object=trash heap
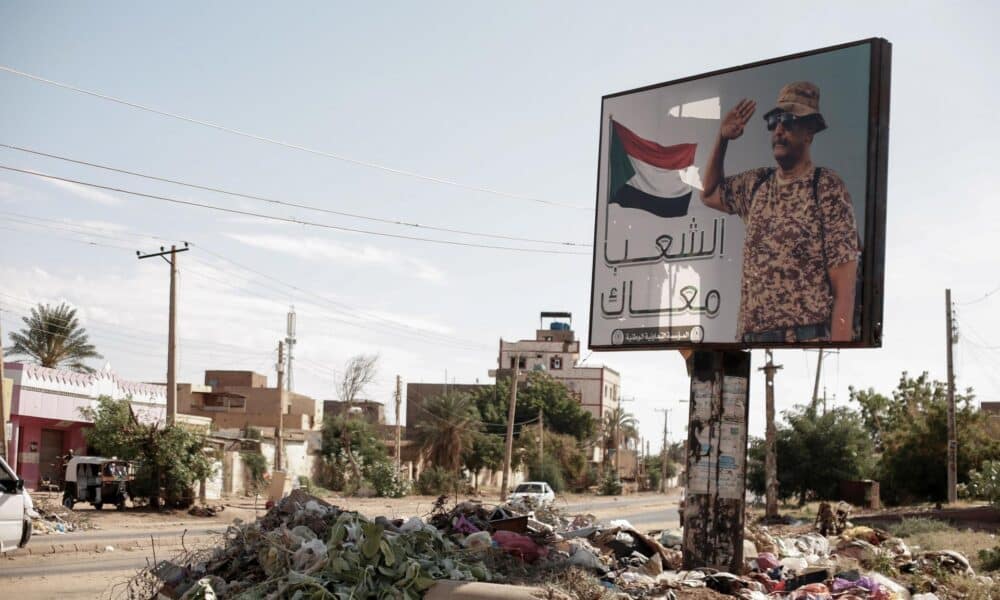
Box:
[30,493,94,534]
[135,494,996,600]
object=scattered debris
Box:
[29,493,95,534]
[187,504,226,518]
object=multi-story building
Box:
[178,370,321,432]
[493,312,620,422]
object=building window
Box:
[550,356,562,370]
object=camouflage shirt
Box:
[720,166,859,338]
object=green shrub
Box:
[598,470,622,496]
[367,460,410,498]
[887,517,954,538]
[979,546,1000,572]
[968,460,1000,506]
[242,450,268,496]
[527,455,566,493]
[416,466,460,495]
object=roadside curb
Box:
[6,535,216,559]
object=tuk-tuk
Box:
[62,456,134,511]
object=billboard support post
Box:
[682,350,750,572]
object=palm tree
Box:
[5,302,102,373]
[604,407,638,479]
[414,392,480,473]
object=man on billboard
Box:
[701,82,860,343]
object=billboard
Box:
[589,39,890,350]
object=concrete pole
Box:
[811,349,824,412]
[945,289,957,504]
[538,406,544,467]
[166,246,178,427]
[500,355,520,502]
[656,408,669,493]
[395,375,402,474]
[759,350,782,519]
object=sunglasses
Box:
[764,112,806,131]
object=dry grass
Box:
[906,528,998,572]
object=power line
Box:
[0,143,592,247]
[0,64,590,210]
[957,284,1000,306]
[0,216,491,351]
[0,164,590,255]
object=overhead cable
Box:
[0,65,590,210]
[0,165,590,255]
[0,143,592,247]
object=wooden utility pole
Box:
[394,375,402,474]
[275,341,285,471]
[537,406,544,467]
[759,350,783,519]
[0,313,7,463]
[137,243,189,426]
[945,289,957,504]
[500,354,520,502]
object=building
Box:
[2,362,167,489]
[494,312,621,422]
[323,399,386,426]
[178,370,321,432]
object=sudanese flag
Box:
[609,120,696,218]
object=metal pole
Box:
[500,354,519,502]
[945,289,957,504]
[275,341,285,471]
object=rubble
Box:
[29,493,95,534]
[187,504,226,518]
[120,492,997,599]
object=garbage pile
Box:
[129,494,996,600]
[30,494,94,534]
[188,504,226,518]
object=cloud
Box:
[224,233,446,283]
[45,178,123,206]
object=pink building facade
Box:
[3,362,166,489]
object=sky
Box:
[1,1,999,452]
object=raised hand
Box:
[719,99,756,141]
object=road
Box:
[1,492,681,598]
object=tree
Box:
[320,415,389,492]
[81,396,214,507]
[746,406,876,505]
[414,392,480,473]
[462,433,504,491]
[470,373,596,442]
[851,372,1000,504]
[6,302,102,373]
[604,407,638,477]
[334,353,379,486]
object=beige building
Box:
[493,312,620,422]
[178,370,321,432]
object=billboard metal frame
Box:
[588,38,891,351]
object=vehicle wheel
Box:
[116,500,126,511]
[62,496,75,510]
[93,502,103,511]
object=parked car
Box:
[0,456,35,553]
[508,481,556,508]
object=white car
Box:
[509,481,556,509]
[0,456,35,553]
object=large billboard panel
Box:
[589,39,890,350]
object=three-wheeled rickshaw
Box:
[62,456,134,511]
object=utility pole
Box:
[500,354,520,502]
[138,243,189,426]
[394,375,402,474]
[811,349,825,411]
[0,311,7,463]
[759,349,783,519]
[945,289,958,504]
[275,341,285,471]
[285,306,296,392]
[655,408,670,493]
